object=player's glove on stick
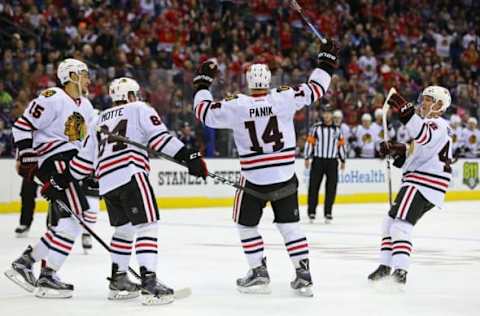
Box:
[41,173,72,201]
[16,140,38,181]
[174,147,208,180]
[317,39,339,76]
[193,59,218,92]
[379,141,407,168]
[387,92,415,124]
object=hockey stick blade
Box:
[98,129,296,201]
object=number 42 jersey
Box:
[69,101,184,195]
[194,68,331,185]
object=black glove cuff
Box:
[317,62,336,76]
[173,147,187,163]
[16,139,33,152]
[399,104,415,124]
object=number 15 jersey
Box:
[194,68,331,185]
[69,101,184,195]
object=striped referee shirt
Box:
[304,122,346,162]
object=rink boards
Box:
[0,158,479,213]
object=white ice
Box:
[1,202,479,316]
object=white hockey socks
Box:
[135,222,159,272]
[83,197,99,228]
[379,215,394,267]
[390,219,414,271]
[110,223,135,272]
[237,224,264,269]
[42,218,82,271]
[276,223,309,269]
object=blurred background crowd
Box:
[0,0,479,158]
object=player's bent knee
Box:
[114,223,135,240]
[135,221,159,236]
[390,220,413,240]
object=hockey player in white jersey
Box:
[6,58,96,298]
[44,77,208,304]
[353,113,378,157]
[462,117,479,158]
[192,40,338,296]
[449,114,463,156]
[368,86,453,285]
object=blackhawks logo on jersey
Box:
[452,134,457,143]
[362,133,372,143]
[468,134,477,144]
[463,162,479,190]
[41,89,57,97]
[64,112,86,141]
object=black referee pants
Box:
[307,158,338,217]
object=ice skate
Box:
[14,225,30,238]
[368,265,391,282]
[237,257,271,294]
[108,264,140,300]
[324,215,333,224]
[391,269,407,285]
[308,214,315,224]
[140,267,174,305]
[290,259,313,297]
[35,267,74,299]
[82,233,92,254]
[4,245,37,292]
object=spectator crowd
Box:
[0,0,479,158]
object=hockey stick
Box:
[382,88,397,207]
[98,128,297,202]
[289,0,327,44]
[50,197,191,299]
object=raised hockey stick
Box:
[289,0,327,44]
[382,87,397,207]
[50,198,191,299]
[97,128,297,202]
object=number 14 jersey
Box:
[69,101,184,195]
[194,68,332,185]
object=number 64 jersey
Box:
[69,101,184,195]
[400,114,452,209]
[194,68,331,185]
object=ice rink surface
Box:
[0,201,479,316]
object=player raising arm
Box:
[43,77,207,305]
[368,86,453,285]
[192,40,338,296]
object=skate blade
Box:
[308,219,315,224]
[237,284,271,295]
[324,219,332,224]
[142,293,174,305]
[294,285,313,297]
[15,232,29,238]
[4,269,36,293]
[35,287,73,299]
[108,290,140,300]
[174,287,192,299]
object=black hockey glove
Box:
[317,39,339,76]
[379,141,407,158]
[174,147,208,180]
[16,140,38,181]
[387,92,415,124]
[41,173,72,201]
[81,176,99,197]
[193,59,218,92]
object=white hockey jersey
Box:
[449,126,463,153]
[69,101,184,195]
[396,125,412,144]
[400,114,452,208]
[371,122,396,141]
[461,128,480,158]
[354,125,378,158]
[193,68,331,185]
[12,87,95,166]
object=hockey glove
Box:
[193,59,218,92]
[317,39,339,76]
[387,92,415,124]
[16,147,38,181]
[81,176,99,197]
[379,141,407,157]
[41,173,72,201]
[174,147,208,180]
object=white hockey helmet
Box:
[450,114,461,125]
[57,58,89,84]
[361,113,372,122]
[246,64,271,89]
[109,77,140,102]
[333,110,343,119]
[421,85,451,112]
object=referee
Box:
[304,105,346,224]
